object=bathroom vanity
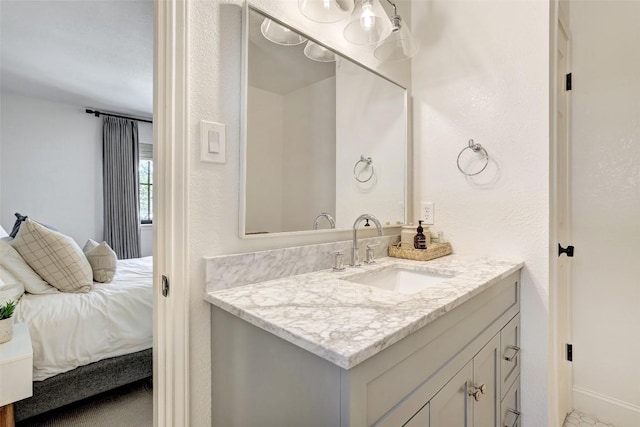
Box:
[207,255,523,426]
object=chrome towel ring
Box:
[457,139,489,176]
[353,155,374,183]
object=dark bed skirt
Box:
[15,348,153,422]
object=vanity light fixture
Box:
[260,18,307,46]
[373,2,419,62]
[304,41,338,62]
[343,0,391,45]
[298,0,354,23]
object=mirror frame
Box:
[239,2,409,239]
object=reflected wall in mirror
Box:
[242,6,407,236]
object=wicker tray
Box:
[388,242,452,262]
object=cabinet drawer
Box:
[500,376,520,427]
[403,403,429,427]
[500,314,520,399]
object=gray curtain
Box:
[103,117,141,259]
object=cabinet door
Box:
[403,403,429,427]
[430,361,473,427]
[473,334,501,427]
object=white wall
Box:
[246,86,284,234]
[188,1,410,425]
[335,59,406,229]
[0,92,153,255]
[570,2,640,425]
[247,78,336,234]
[0,92,103,245]
[411,1,550,425]
[282,77,336,232]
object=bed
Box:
[11,256,153,421]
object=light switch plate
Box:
[200,120,226,163]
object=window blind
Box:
[139,143,153,160]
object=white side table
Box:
[0,323,33,427]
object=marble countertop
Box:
[205,255,523,370]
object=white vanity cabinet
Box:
[211,269,521,427]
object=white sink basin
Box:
[346,267,454,295]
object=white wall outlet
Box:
[421,201,435,225]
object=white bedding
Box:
[15,256,153,381]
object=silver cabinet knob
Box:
[467,383,487,401]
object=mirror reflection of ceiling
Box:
[248,9,335,95]
[0,0,153,116]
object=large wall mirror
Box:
[241,5,407,237]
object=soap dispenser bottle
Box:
[414,220,428,250]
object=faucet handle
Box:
[329,250,346,271]
[364,243,380,264]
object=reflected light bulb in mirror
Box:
[360,1,375,30]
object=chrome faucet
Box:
[351,214,383,266]
[312,212,336,230]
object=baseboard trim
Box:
[573,386,640,427]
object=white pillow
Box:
[83,239,118,283]
[0,237,58,294]
[0,269,25,306]
[0,225,8,238]
[12,219,92,293]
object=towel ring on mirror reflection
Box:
[457,139,489,176]
[354,155,374,183]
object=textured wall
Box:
[0,92,103,245]
[246,86,284,233]
[411,0,550,425]
[335,60,406,228]
[282,77,336,232]
[570,2,640,425]
[0,92,153,253]
[188,1,410,425]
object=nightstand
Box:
[0,323,33,427]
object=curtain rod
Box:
[85,108,153,124]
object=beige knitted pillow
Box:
[12,219,92,293]
[83,239,117,283]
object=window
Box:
[139,160,153,224]
[139,143,153,224]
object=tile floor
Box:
[563,410,616,427]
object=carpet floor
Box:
[18,380,153,427]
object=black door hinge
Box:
[559,244,575,257]
[567,344,573,362]
[566,73,572,91]
[162,275,170,297]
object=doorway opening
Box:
[0,1,155,425]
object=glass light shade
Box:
[343,0,391,45]
[304,41,337,62]
[374,16,419,61]
[298,0,354,23]
[260,18,307,46]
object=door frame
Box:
[549,3,572,425]
[153,0,190,426]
